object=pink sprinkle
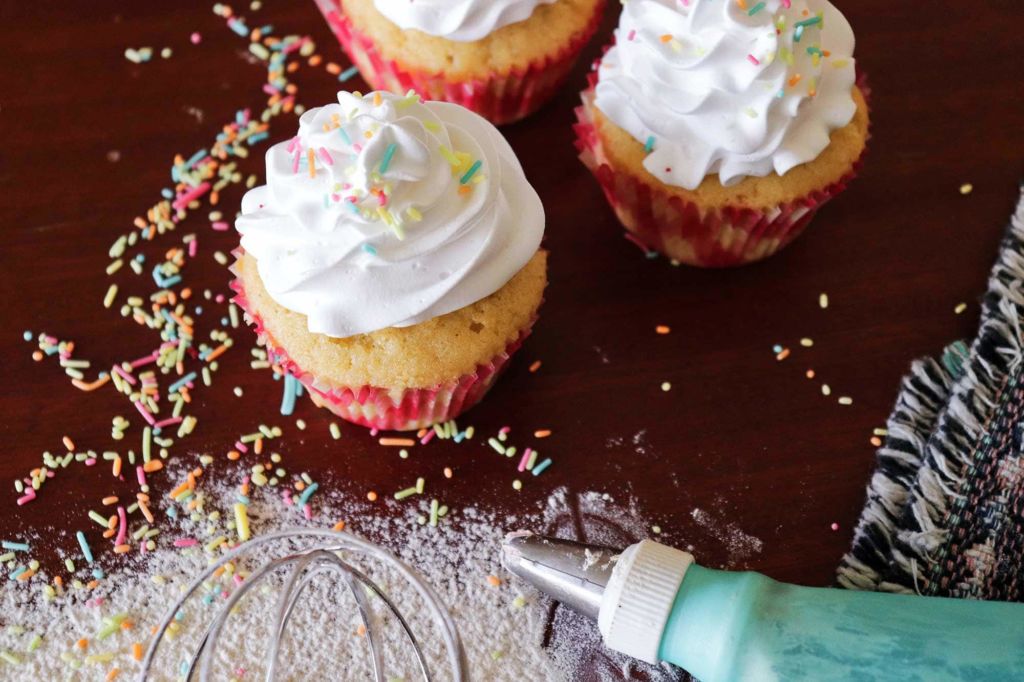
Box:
[318,147,334,165]
[292,148,301,174]
[370,428,379,437]
[420,430,435,445]
[517,447,533,473]
[627,29,636,41]
[303,504,312,520]
[84,458,96,466]
[283,37,307,54]
[172,182,211,211]
[212,221,229,231]
[174,538,198,548]
[188,239,198,258]
[286,136,300,153]
[234,441,248,453]
[215,294,225,303]
[16,490,36,506]
[115,506,128,546]
[499,426,511,436]
[747,54,760,66]
[154,417,183,429]
[781,0,791,6]
[112,365,137,385]
[830,522,840,531]
[239,108,250,125]
[352,143,363,153]
[262,83,280,96]
[137,466,147,487]
[129,352,158,369]
[233,574,245,585]
[134,401,157,425]
[190,32,202,44]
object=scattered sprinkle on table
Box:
[960,183,973,195]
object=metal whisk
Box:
[139,529,468,681]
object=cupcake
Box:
[232,90,546,431]
[313,0,606,125]
[575,0,869,267]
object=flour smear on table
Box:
[0,479,707,680]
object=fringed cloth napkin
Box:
[839,186,1024,600]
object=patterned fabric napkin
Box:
[839,186,1024,601]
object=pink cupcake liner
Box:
[313,0,606,125]
[574,70,868,267]
[229,250,534,431]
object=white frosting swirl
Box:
[595,0,857,190]
[236,91,544,338]
[373,0,556,42]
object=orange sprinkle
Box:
[660,34,672,43]
[72,374,111,392]
[776,348,791,361]
[120,620,133,630]
[655,325,671,335]
[132,643,144,661]
[295,481,306,492]
[180,287,192,299]
[287,61,299,73]
[367,491,378,502]
[788,74,803,88]
[254,437,263,455]
[443,467,453,479]
[356,624,367,637]
[486,575,501,587]
[737,0,747,8]
[209,190,219,205]
[205,343,229,362]
[16,569,35,582]
[138,500,154,524]
[114,544,131,554]
[417,428,428,438]
[332,520,346,531]
[102,529,116,539]
[107,515,118,530]
[458,185,472,196]
[32,351,43,361]
[528,360,542,373]
[106,668,121,681]
[142,460,163,473]
[77,638,89,650]
[102,496,119,505]
[308,54,322,66]
[806,369,816,379]
[534,429,552,439]
[62,436,76,451]
[326,62,341,75]
[373,92,383,107]
[308,148,316,178]
[54,576,63,587]
[379,437,415,447]
[227,450,241,461]
[112,457,122,478]
[870,436,883,447]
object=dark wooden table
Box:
[2,0,1023,672]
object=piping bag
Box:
[501,532,1024,681]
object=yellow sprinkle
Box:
[819,292,829,309]
[406,206,423,222]
[307,148,316,179]
[799,338,814,347]
[821,384,832,396]
[838,396,853,406]
[234,503,250,541]
[373,92,382,107]
[103,284,118,309]
[954,302,968,314]
[959,183,973,195]
[661,382,672,392]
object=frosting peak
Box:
[595,0,857,190]
[373,0,556,42]
[236,91,544,338]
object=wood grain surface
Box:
[1,0,1023,674]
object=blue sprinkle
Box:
[280,374,298,416]
[361,243,378,256]
[379,143,397,174]
[22,331,32,342]
[298,482,319,508]
[644,136,656,153]
[92,567,105,580]
[531,458,553,476]
[247,131,270,145]
[772,344,783,354]
[460,160,482,185]
[161,188,174,199]
[228,18,249,36]
[339,65,360,82]
[185,149,208,169]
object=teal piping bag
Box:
[501,533,1024,681]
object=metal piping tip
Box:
[501,532,622,621]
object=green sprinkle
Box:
[394,486,418,501]
[88,510,109,528]
[428,498,440,527]
[65,558,75,573]
[795,16,822,28]
[488,437,506,455]
[27,635,42,652]
[644,136,655,153]
[0,651,22,665]
[379,143,397,174]
[329,423,341,440]
[103,284,118,309]
[459,160,482,185]
[747,1,765,15]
